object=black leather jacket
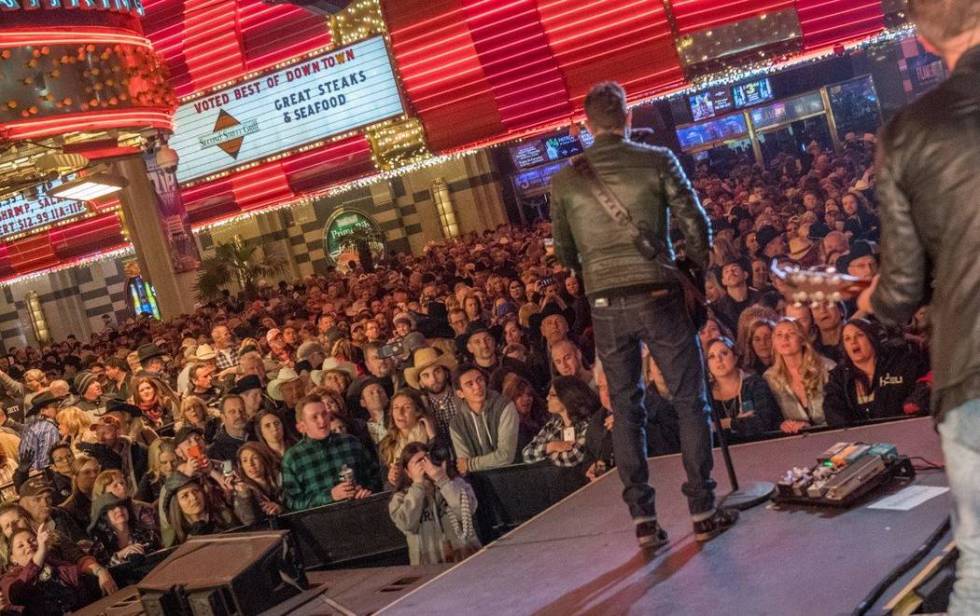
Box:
[551,134,711,297]
[871,45,980,417]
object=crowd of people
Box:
[0,132,933,613]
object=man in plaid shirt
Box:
[211,325,239,372]
[282,394,380,510]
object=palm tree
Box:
[194,241,286,301]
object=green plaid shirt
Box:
[282,433,381,510]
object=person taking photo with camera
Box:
[388,441,480,565]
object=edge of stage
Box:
[377,417,947,616]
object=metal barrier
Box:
[106,461,587,584]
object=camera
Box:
[377,340,404,359]
[537,276,556,290]
[427,445,451,467]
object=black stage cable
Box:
[851,514,951,616]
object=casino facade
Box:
[0,0,940,344]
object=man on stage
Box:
[857,2,980,612]
[551,81,737,549]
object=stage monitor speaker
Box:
[137,530,307,616]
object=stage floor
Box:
[379,417,948,616]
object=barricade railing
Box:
[105,461,587,584]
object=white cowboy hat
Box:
[194,344,217,361]
[267,367,301,401]
[310,357,358,388]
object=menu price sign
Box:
[0,177,88,240]
[170,36,404,183]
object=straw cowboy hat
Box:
[267,367,301,401]
[404,347,458,391]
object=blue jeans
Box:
[939,398,980,615]
[591,290,716,519]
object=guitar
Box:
[770,261,872,307]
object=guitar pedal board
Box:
[774,441,915,507]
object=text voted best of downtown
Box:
[171,36,403,182]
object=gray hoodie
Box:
[448,391,519,472]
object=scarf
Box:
[138,396,163,425]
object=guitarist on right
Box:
[856,2,980,613]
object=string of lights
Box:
[0,244,133,287]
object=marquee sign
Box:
[0,177,89,240]
[169,36,404,184]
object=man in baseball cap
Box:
[18,476,85,542]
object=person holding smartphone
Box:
[157,426,257,546]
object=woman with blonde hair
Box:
[378,390,435,487]
[56,407,97,455]
[92,469,157,529]
[709,234,741,269]
[136,438,177,504]
[175,396,220,442]
[763,318,836,434]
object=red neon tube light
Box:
[1,109,174,140]
[0,28,153,48]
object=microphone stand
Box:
[710,402,775,510]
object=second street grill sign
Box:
[170,36,404,183]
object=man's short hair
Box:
[220,394,244,414]
[189,363,210,381]
[295,393,323,424]
[910,0,980,49]
[584,82,628,132]
[105,356,129,372]
[452,363,484,392]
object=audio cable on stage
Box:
[851,515,951,616]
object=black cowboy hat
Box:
[454,320,501,356]
[28,390,65,416]
[105,397,142,418]
[137,343,169,364]
[528,302,576,333]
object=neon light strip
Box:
[1,108,173,140]
[0,28,152,49]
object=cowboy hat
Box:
[105,397,142,418]
[28,390,65,416]
[137,343,169,365]
[194,344,217,361]
[310,357,358,388]
[529,302,575,334]
[267,366,301,401]
[454,320,502,356]
[229,374,263,395]
[788,236,815,261]
[404,347,458,390]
